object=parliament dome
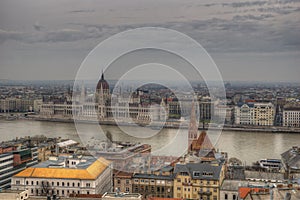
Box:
[96,73,109,90]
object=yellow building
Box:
[173,163,225,200]
[11,156,112,197]
[252,103,275,126]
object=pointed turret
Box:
[188,99,199,153]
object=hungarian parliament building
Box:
[39,73,216,125]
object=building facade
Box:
[0,98,34,112]
[11,156,112,197]
[132,173,174,198]
[173,163,226,200]
[39,73,169,125]
[235,102,275,126]
[113,171,133,194]
[283,107,300,127]
[0,147,38,190]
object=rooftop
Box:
[14,156,110,180]
[102,192,142,198]
[174,162,223,180]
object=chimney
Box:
[284,192,291,200]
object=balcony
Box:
[198,191,212,196]
[182,182,193,186]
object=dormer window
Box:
[202,171,213,177]
[193,171,200,177]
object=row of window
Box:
[30,188,89,196]
[0,157,13,164]
[177,187,217,192]
[133,179,171,184]
[133,185,171,193]
[224,193,237,200]
[116,179,130,184]
[24,180,91,188]
[177,179,217,185]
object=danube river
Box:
[1,119,300,164]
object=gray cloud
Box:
[222,1,268,8]
[257,6,300,15]
[69,9,95,13]
[232,14,274,21]
[1,14,299,54]
[0,29,23,44]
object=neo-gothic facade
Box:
[39,74,168,124]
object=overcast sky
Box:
[0,0,299,81]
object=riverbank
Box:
[31,117,300,133]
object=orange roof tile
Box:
[239,187,251,199]
[14,157,110,180]
[191,131,214,151]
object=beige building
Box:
[113,171,133,194]
[235,102,275,126]
[0,189,29,200]
[11,156,112,197]
[173,162,226,200]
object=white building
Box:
[283,107,300,127]
[0,147,38,190]
[235,102,275,126]
[39,73,169,124]
[11,155,112,197]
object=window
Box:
[126,179,130,184]
[62,182,64,186]
[225,194,228,200]
[125,187,129,192]
[31,181,33,185]
[177,179,181,182]
[233,194,236,200]
[87,191,89,195]
[67,182,69,186]
[86,183,91,187]
[36,181,39,185]
[117,179,121,184]
[194,171,200,176]
[78,183,80,187]
[72,182,75,187]
[26,181,28,185]
[57,182,59,186]
[16,180,20,185]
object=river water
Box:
[1,119,299,164]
